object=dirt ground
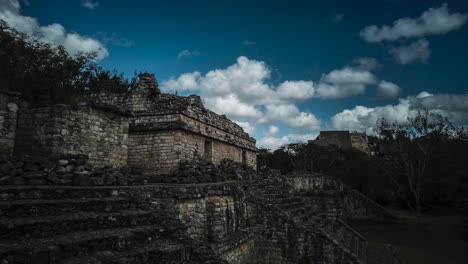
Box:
[351,210,468,264]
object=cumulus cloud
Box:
[276,80,315,102]
[389,38,431,64]
[163,72,201,92]
[234,121,256,135]
[81,0,99,10]
[360,3,468,43]
[257,136,289,150]
[163,56,385,106]
[257,132,319,150]
[0,0,108,59]
[0,0,20,12]
[259,104,321,131]
[350,57,379,71]
[161,56,400,135]
[316,67,378,99]
[330,92,468,134]
[376,80,401,99]
[177,50,201,59]
[266,126,279,136]
[204,95,263,120]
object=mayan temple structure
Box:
[0,74,399,264]
[7,73,256,177]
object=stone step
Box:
[295,210,319,224]
[0,197,134,218]
[0,185,130,200]
[61,240,194,264]
[0,225,168,263]
[350,235,359,257]
[278,196,303,204]
[0,210,156,240]
[278,200,307,210]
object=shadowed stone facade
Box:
[0,90,20,156]
[311,131,370,153]
[92,73,257,175]
[2,73,256,177]
[0,74,400,264]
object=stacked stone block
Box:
[14,104,129,168]
[0,91,20,156]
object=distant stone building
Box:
[310,130,370,153]
[4,73,256,176]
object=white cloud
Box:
[330,92,468,134]
[243,40,256,45]
[257,132,319,150]
[0,0,20,12]
[177,49,201,59]
[161,56,403,137]
[204,95,263,120]
[287,132,319,143]
[266,125,279,136]
[259,104,321,131]
[234,121,256,135]
[389,38,431,65]
[0,0,108,59]
[257,136,289,150]
[376,80,401,99]
[163,72,201,92]
[277,80,315,102]
[360,3,468,43]
[163,56,384,108]
[350,57,379,71]
[81,0,99,10]
[316,67,377,99]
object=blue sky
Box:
[1,0,468,149]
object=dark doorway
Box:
[242,150,247,165]
[204,140,212,160]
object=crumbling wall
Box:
[350,132,369,153]
[176,195,242,241]
[314,131,352,149]
[14,104,129,167]
[286,172,397,222]
[0,91,20,156]
[127,117,256,175]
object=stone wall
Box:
[91,73,256,174]
[128,126,256,175]
[350,132,369,153]
[127,131,179,175]
[14,104,129,167]
[0,91,20,156]
[313,131,353,149]
[286,172,397,222]
[176,195,244,241]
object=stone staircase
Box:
[251,173,368,264]
[0,185,219,264]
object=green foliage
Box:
[0,20,136,106]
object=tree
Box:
[377,110,464,222]
[0,19,136,105]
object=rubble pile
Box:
[0,154,146,186]
[158,158,257,184]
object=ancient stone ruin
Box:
[310,131,371,153]
[0,74,399,264]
